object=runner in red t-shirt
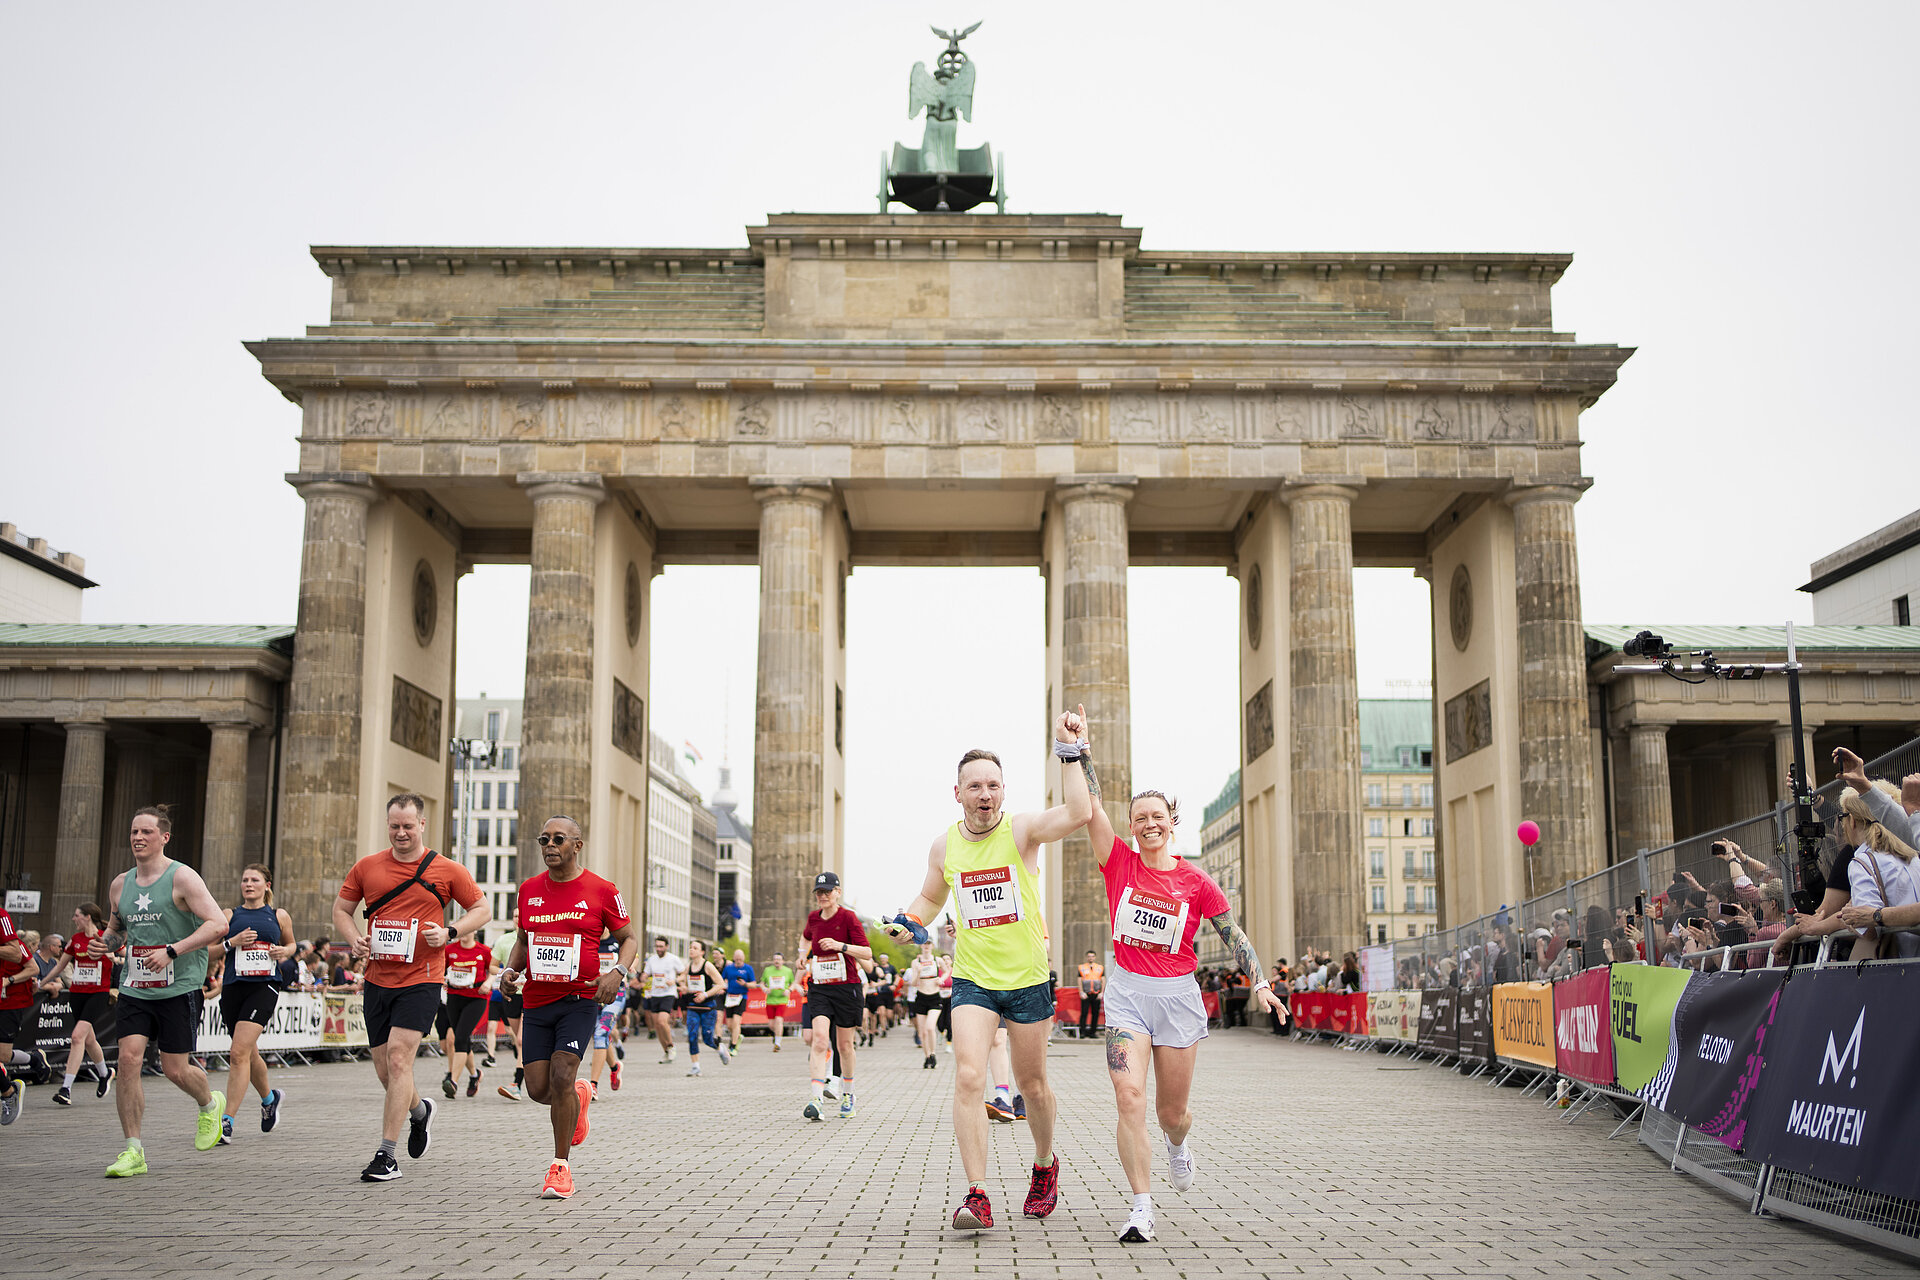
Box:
[498,815,637,1200]
[1078,714,1283,1245]
[0,905,33,1125]
[37,902,116,1105]
[437,934,497,1100]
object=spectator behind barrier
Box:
[1836,784,1920,959]
[34,932,63,980]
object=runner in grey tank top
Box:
[97,804,227,1177]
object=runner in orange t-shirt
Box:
[332,792,488,1183]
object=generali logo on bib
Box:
[1785,1008,1869,1147]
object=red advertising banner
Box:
[1290,991,1365,1033]
[1553,967,1615,1086]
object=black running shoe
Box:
[360,1150,402,1182]
[481,1053,498,1068]
[96,1066,115,1099]
[407,1098,434,1158]
[441,1073,456,1099]
[52,1086,72,1107]
[261,1088,283,1133]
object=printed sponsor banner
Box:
[1327,991,1367,1035]
[1457,987,1493,1064]
[1417,988,1458,1053]
[1745,965,1920,1202]
[1358,944,1396,993]
[1491,982,1556,1070]
[194,990,331,1053]
[1290,991,1330,1031]
[1653,967,1786,1151]
[1367,992,1397,1039]
[32,992,115,1057]
[1391,991,1421,1042]
[1552,967,1613,1086]
[321,993,368,1047]
[1610,964,1690,1094]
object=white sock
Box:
[201,1096,220,1114]
[995,1087,1011,1104]
[1133,1192,1153,1212]
[1167,1136,1189,1158]
[62,1073,75,1089]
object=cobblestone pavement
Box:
[0,1025,1909,1279]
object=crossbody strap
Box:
[363,850,443,920]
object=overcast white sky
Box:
[4,3,1915,914]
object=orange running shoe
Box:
[540,1159,575,1199]
[571,1078,592,1147]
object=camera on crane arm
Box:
[1622,630,1673,660]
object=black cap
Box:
[813,871,840,892]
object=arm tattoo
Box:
[1079,756,1101,799]
[1208,911,1266,986]
[1105,1026,1133,1072]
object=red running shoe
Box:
[609,1061,622,1091]
[1022,1155,1061,1218]
[571,1078,592,1147]
[952,1187,993,1231]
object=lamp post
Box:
[448,735,498,892]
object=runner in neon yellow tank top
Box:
[880,706,1093,1234]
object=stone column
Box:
[1627,725,1675,852]
[1729,742,1773,820]
[749,482,833,966]
[201,721,253,896]
[280,472,376,937]
[51,720,107,926]
[518,473,605,852]
[1282,482,1363,957]
[1507,482,1599,888]
[1058,477,1134,968]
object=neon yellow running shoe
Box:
[105,1145,148,1178]
[195,1091,226,1151]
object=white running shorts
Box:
[1102,965,1209,1049]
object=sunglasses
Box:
[536,833,573,847]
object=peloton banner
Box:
[1745,965,1920,1202]
[1491,982,1556,1070]
[1417,988,1458,1054]
[1358,944,1396,993]
[1456,986,1493,1065]
[1552,967,1614,1086]
[1610,964,1690,1094]
[1653,967,1786,1152]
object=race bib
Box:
[810,954,846,983]
[957,865,1023,929]
[72,959,104,988]
[648,968,677,996]
[234,944,276,979]
[370,918,419,962]
[1113,886,1188,954]
[724,993,744,1008]
[128,949,174,989]
[447,961,479,988]
[529,933,583,981]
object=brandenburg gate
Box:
[247,209,1628,970]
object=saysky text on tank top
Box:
[118,860,209,1001]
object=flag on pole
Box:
[683,740,704,766]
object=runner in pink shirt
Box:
[1075,713,1283,1245]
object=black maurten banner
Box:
[1456,987,1492,1065]
[1417,989,1458,1054]
[1744,965,1920,1201]
[1648,967,1785,1152]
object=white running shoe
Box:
[717,1038,731,1065]
[687,1062,702,1077]
[1119,1204,1156,1243]
[822,1079,840,1101]
[1167,1140,1196,1192]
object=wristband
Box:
[165,944,178,960]
[1053,740,1084,761]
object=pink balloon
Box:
[1517,820,1541,847]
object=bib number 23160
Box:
[957,865,1023,930]
[1113,886,1188,954]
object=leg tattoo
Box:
[1105,1026,1132,1072]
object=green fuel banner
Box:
[1610,964,1691,1094]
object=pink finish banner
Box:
[1552,967,1615,1086]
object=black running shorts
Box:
[364,981,441,1047]
[220,982,280,1032]
[435,992,489,1051]
[115,991,202,1055]
[802,983,864,1030]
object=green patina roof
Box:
[1585,623,1920,661]
[0,623,294,652]
[1360,698,1432,772]
[1203,769,1240,828]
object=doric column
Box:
[1729,742,1773,820]
[1507,482,1599,887]
[1282,482,1363,957]
[280,472,376,937]
[1771,722,1820,805]
[52,719,107,925]
[518,473,605,850]
[1057,477,1134,967]
[1627,725,1675,853]
[748,482,833,966]
[201,721,253,897]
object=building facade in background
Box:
[646,730,710,955]
[1804,508,1920,627]
[451,698,522,944]
[1360,699,1436,946]
[1196,771,1242,967]
[0,524,92,624]
[711,764,753,941]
